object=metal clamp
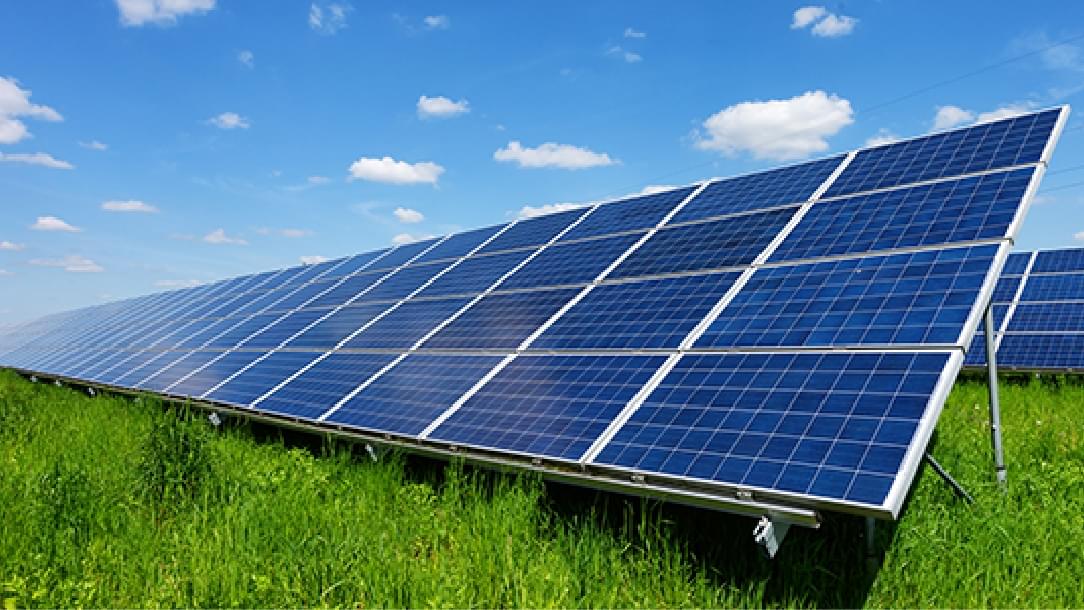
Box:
[753,516,791,559]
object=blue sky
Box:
[1,1,1083,324]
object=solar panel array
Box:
[966,246,1084,370]
[0,106,1068,521]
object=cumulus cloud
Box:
[238,50,254,68]
[0,240,24,251]
[101,199,158,213]
[417,95,470,119]
[694,90,854,160]
[624,27,646,39]
[0,151,74,169]
[79,140,108,151]
[309,2,351,34]
[0,76,62,144]
[494,141,617,170]
[300,255,329,265]
[348,156,444,185]
[423,15,449,29]
[865,129,899,147]
[203,228,247,245]
[31,216,81,232]
[933,105,976,130]
[791,6,857,37]
[155,278,205,288]
[606,45,642,63]
[393,207,424,223]
[976,103,1038,123]
[392,232,433,245]
[29,254,103,273]
[517,202,587,219]
[115,0,215,26]
[207,112,250,129]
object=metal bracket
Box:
[924,452,975,504]
[86,387,96,397]
[753,516,791,559]
[207,412,222,427]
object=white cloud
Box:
[694,90,854,160]
[79,140,108,151]
[115,0,215,26]
[347,156,444,185]
[1076,230,1084,241]
[423,15,449,29]
[155,278,205,288]
[308,175,330,184]
[0,269,12,276]
[279,228,312,238]
[494,141,617,170]
[417,95,470,119]
[0,76,62,144]
[238,50,254,68]
[309,2,351,34]
[976,103,1038,124]
[101,199,158,213]
[207,112,250,129]
[1012,32,1084,73]
[791,6,857,37]
[637,184,680,196]
[607,46,642,63]
[517,202,587,219]
[31,216,81,232]
[933,105,976,130]
[29,254,103,273]
[624,27,646,39]
[203,228,247,245]
[393,207,424,223]
[0,240,24,251]
[300,255,329,265]
[0,151,74,169]
[392,232,434,245]
[865,129,899,147]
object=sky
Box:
[1,1,1084,325]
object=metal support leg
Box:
[983,304,1007,489]
[865,517,876,559]
[924,453,975,503]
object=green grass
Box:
[1,369,1082,608]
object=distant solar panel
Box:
[0,105,1069,529]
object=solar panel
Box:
[0,105,1069,529]
[1031,248,1084,274]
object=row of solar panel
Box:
[966,246,1084,369]
[0,107,1064,517]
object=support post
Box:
[983,304,1007,489]
[865,517,877,562]
[924,453,975,503]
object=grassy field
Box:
[1,368,1082,608]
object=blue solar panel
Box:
[560,187,696,241]
[304,270,388,309]
[140,350,223,392]
[324,354,505,435]
[204,313,282,348]
[421,288,580,350]
[477,208,586,254]
[1005,303,1084,332]
[231,287,294,318]
[1002,252,1033,275]
[593,351,950,508]
[1020,273,1084,301]
[1030,247,1084,274]
[110,350,177,386]
[429,354,668,461]
[531,272,741,350]
[771,168,1032,262]
[411,224,507,264]
[672,156,844,224]
[283,302,392,349]
[340,297,473,349]
[257,353,399,420]
[355,261,452,302]
[826,109,1061,198]
[609,208,795,279]
[167,350,268,397]
[367,238,439,270]
[696,245,999,349]
[286,258,340,284]
[991,275,1023,303]
[262,282,334,313]
[416,249,534,298]
[499,233,642,290]
[95,350,160,384]
[241,309,329,349]
[205,351,319,405]
[995,333,1084,370]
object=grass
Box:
[1,368,1082,608]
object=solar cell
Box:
[256,353,399,420]
[325,354,505,435]
[476,208,587,254]
[826,108,1060,198]
[241,309,330,349]
[410,224,507,264]
[672,156,844,224]
[282,302,393,349]
[610,208,796,279]
[995,333,1084,370]
[367,238,440,270]
[429,354,668,461]
[303,270,388,309]
[498,233,643,290]
[697,245,999,348]
[416,249,535,298]
[340,296,473,349]
[420,288,580,350]
[771,168,1033,262]
[1001,251,1033,276]
[166,350,268,397]
[356,261,453,302]
[560,187,696,241]
[261,282,336,313]
[592,351,951,510]
[531,272,741,350]
[1030,247,1084,274]
[139,350,223,392]
[204,313,283,348]
[205,350,320,405]
[1004,303,1084,332]
[1019,273,1084,302]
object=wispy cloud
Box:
[0,240,25,251]
[392,232,434,245]
[417,95,470,119]
[791,6,858,38]
[155,278,205,288]
[309,2,352,35]
[101,199,159,213]
[423,15,449,29]
[0,151,73,169]
[238,50,254,68]
[300,255,329,265]
[29,254,103,273]
[79,140,108,151]
[207,112,250,129]
[348,156,444,185]
[115,0,215,26]
[203,228,247,245]
[31,216,81,232]
[0,76,62,145]
[494,141,618,170]
[393,207,424,223]
[624,27,646,39]
[865,129,899,147]
[606,45,642,63]
[516,202,586,219]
